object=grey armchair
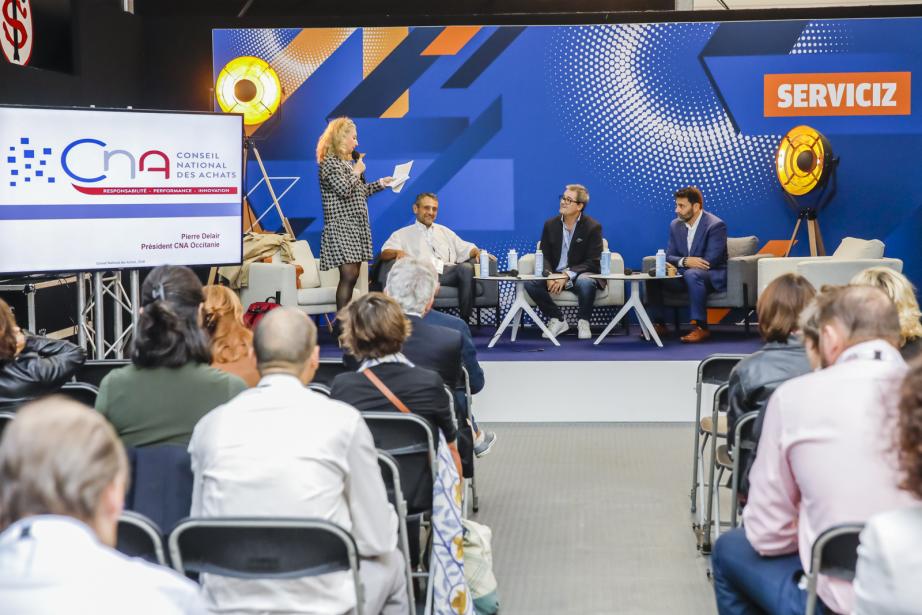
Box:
[641,236,768,331]
[373,257,500,325]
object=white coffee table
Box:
[589,273,682,348]
[480,274,569,348]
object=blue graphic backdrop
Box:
[214,19,922,288]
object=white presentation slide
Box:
[0,107,243,274]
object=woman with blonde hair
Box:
[316,117,392,316]
[202,285,259,387]
[851,267,922,360]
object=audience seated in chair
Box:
[726,274,815,501]
[189,307,407,615]
[96,266,246,447]
[853,359,922,613]
[0,397,204,614]
[0,297,85,410]
[202,285,260,387]
[850,267,922,362]
[331,293,461,474]
[711,285,915,615]
[424,301,485,397]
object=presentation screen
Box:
[0,107,243,275]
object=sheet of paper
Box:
[390,160,413,193]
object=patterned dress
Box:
[318,156,385,271]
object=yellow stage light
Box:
[215,56,281,126]
[775,125,833,196]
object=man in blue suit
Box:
[647,186,728,343]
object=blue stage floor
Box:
[318,323,763,362]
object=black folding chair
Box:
[378,450,416,610]
[117,511,166,566]
[806,523,865,615]
[168,517,362,608]
[307,382,331,396]
[729,410,760,528]
[690,354,746,515]
[461,365,480,514]
[74,359,131,387]
[700,383,729,553]
[313,359,351,386]
[60,381,99,407]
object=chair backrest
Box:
[60,381,99,407]
[288,240,322,289]
[168,517,361,608]
[443,385,459,433]
[0,410,16,440]
[698,354,747,386]
[124,445,193,534]
[377,450,416,608]
[805,523,865,615]
[307,382,331,397]
[362,412,436,517]
[313,359,351,385]
[117,511,166,566]
[74,359,132,387]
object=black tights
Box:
[336,262,361,312]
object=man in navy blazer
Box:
[647,186,728,343]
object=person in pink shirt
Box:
[711,285,915,615]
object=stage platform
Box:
[318,324,762,423]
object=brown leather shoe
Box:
[681,326,711,343]
[641,322,670,339]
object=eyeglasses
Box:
[559,195,582,205]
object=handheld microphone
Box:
[352,150,366,182]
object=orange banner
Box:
[763,72,911,117]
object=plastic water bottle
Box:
[534,249,544,277]
[479,250,489,278]
[655,249,666,278]
[507,249,518,272]
[600,248,611,275]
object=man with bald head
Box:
[711,285,915,615]
[189,307,408,615]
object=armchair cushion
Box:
[832,237,885,260]
[288,240,321,289]
[727,236,758,258]
[519,250,625,307]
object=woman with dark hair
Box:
[726,273,816,499]
[330,292,458,447]
[853,359,922,613]
[96,266,246,447]
[0,297,85,409]
[202,285,259,387]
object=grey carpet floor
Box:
[470,423,716,615]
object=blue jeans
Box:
[712,528,827,615]
[524,275,597,321]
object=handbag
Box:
[243,296,282,330]
[462,518,500,615]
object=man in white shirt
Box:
[711,285,914,615]
[0,397,205,615]
[189,307,407,615]
[379,192,488,322]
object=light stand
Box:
[243,137,294,237]
[782,158,838,257]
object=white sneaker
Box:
[542,318,569,338]
[577,319,592,339]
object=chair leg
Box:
[471,472,479,513]
[673,308,681,331]
[714,466,725,540]
[690,386,703,514]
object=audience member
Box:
[331,292,458,445]
[0,397,205,614]
[524,183,603,339]
[851,267,922,361]
[853,358,922,613]
[379,192,489,322]
[424,300,485,396]
[383,258,496,463]
[0,297,85,409]
[726,274,815,499]
[711,285,915,615]
[646,186,728,343]
[189,307,407,615]
[202,285,259,387]
[96,266,246,446]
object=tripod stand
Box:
[782,157,838,258]
[243,138,294,237]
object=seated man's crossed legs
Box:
[645,268,717,343]
[524,274,597,339]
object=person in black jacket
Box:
[524,184,604,340]
[726,273,816,499]
[0,298,85,410]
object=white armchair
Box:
[517,239,626,313]
[238,240,368,315]
[758,237,903,295]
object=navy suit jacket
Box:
[423,310,484,395]
[665,210,728,292]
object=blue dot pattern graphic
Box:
[546,23,782,215]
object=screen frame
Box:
[0,104,245,276]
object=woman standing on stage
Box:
[316,117,392,313]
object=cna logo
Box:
[6,137,54,188]
[764,71,911,117]
[61,138,170,183]
[1,0,32,67]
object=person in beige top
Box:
[202,285,259,387]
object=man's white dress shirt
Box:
[381,221,476,272]
[189,373,399,615]
[743,340,914,614]
[0,515,205,615]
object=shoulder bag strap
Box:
[362,368,412,414]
